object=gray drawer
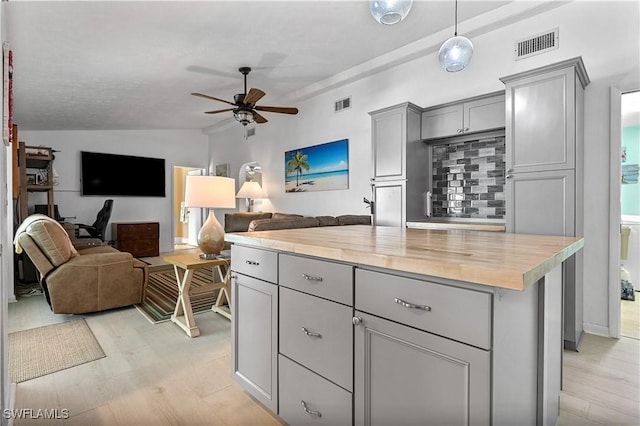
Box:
[279,355,352,426]
[355,269,492,349]
[280,287,353,391]
[279,254,353,305]
[231,245,278,283]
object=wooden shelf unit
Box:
[17,142,55,222]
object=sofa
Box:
[224,212,371,233]
[14,214,148,314]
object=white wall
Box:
[19,129,209,253]
[209,1,640,335]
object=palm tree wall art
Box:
[284,139,349,193]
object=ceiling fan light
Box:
[369,0,413,25]
[234,110,254,126]
[438,35,474,72]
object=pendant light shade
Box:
[438,0,474,72]
[369,0,413,25]
[438,35,474,72]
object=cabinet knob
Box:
[230,274,238,280]
[352,316,362,325]
[507,168,514,173]
[456,128,463,134]
[463,127,469,132]
[506,174,512,179]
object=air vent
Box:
[515,28,559,60]
[243,126,256,140]
[335,96,351,112]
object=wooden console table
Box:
[163,252,230,337]
[112,222,159,257]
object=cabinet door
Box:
[231,272,278,412]
[421,104,463,140]
[505,169,575,236]
[354,311,490,425]
[505,67,576,173]
[372,181,405,227]
[464,94,505,134]
[371,107,406,180]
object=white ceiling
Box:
[5,0,519,131]
[5,0,589,132]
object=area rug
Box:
[9,319,105,383]
[135,267,219,324]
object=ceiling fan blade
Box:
[243,88,266,106]
[253,111,268,124]
[204,108,235,114]
[255,105,299,115]
[191,92,236,106]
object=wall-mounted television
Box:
[81,151,166,197]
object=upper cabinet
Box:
[500,57,589,174]
[370,102,422,181]
[421,92,505,140]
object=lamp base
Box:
[199,253,223,260]
[197,210,225,257]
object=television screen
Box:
[81,151,166,197]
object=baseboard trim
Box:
[583,323,610,338]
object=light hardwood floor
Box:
[8,292,640,425]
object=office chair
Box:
[76,199,114,241]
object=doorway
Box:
[172,166,205,251]
[610,88,640,339]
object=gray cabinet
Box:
[353,311,491,425]
[501,57,589,351]
[277,254,354,425]
[354,269,491,425]
[369,103,424,227]
[421,93,505,140]
[231,246,278,412]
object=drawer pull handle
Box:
[301,400,322,418]
[245,260,260,266]
[394,298,431,311]
[301,327,322,338]
[302,273,323,282]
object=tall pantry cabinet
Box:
[500,57,589,351]
[369,103,425,227]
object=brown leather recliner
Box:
[14,214,148,314]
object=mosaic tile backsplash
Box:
[431,136,506,219]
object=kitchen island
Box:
[226,225,583,425]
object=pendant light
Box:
[438,0,474,72]
[369,0,413,25]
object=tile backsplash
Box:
[431,136,505,219]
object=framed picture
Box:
[285,138,349,192]
[215,163,229,177]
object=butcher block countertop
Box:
[225,225,584,291]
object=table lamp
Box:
[184,175,236,258]
[236,181,267,212]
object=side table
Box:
[162,252,230,337]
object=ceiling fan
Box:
[191,67,299,126]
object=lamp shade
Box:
[184,175,236,209]
[236,181,267,199]
[369,0,413,25]
[438,35,474,72]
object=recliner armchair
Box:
[14,214,148,314]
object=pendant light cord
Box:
[454,0,458,36]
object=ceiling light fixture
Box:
[369,0,413,25]
[234,109,254,126]
[438,0,474,72]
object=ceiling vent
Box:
[335,96,351,112]
[515,28,559,60]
